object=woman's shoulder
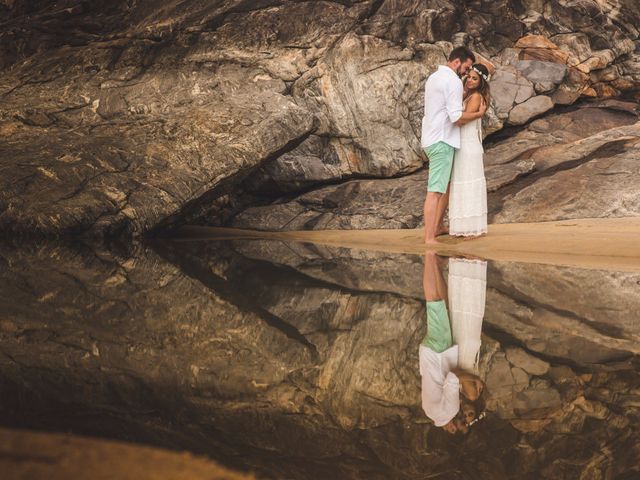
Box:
[463,91,482,107]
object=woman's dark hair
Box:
[466,391,487,427]
[467,63,491,104]
[448,46,476,64]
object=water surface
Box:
[1,238,639,479]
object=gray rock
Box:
[524,122,640,172]
[506,347,550,376]
[620,53,640,81]
[242,135,346,194]
[490,67,535,117]
[482,104,505,137]
[515,60,567,84]
[513,385,562,418]
[234,105,640,230]
[485,159,536,192]
[590,66,619,83]
[508,95,554,125]
[534,81,557,93]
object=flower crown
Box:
[467,410,487,427]
[471,66,490,82]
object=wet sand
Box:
[1,427,251,480]
[172,217,640,272]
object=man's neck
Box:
[444,63,458,75]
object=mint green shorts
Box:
[425,141,455,193]
[421,300,453,353]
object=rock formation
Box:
[1,1,639,236]
[235,102,640,229]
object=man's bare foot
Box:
[424,236,440,245]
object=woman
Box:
[449,63,491,238]
[441,371,486,435]
[420,253,487,434]
[448,256,486,374]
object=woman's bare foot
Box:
[435,226,449,237]
[451,233,486,241]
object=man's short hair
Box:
[448,46,476,63]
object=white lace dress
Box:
[449,112,488,236]
[448,258,487,373]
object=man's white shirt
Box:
[419,344,460,426]
[421,65,464,149]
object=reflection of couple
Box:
[419,252,487,434]
[422,47,491,244]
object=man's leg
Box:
[423,251,447,302]
[422,252,452,352]
[424,191,442,244]
[435,184,450,236]
[424,142,454,244]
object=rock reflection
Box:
[0,239,639,479]
[227,239,640,477]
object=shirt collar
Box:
[439,65,458,76]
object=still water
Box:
[0,238,639,479]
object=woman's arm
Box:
[451,368,484,400]
[454,93,485,126]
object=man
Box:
[420,252,486,434]
[420,251,460,429]
[421,47,487,244]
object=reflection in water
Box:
[449,257,486,374]
[0,239,639,479]
[420,253,486,435]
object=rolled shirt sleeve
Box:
[441,371,461,422]
[444,371,460,389]
[446,80,464,123]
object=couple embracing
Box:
[421,47,491,244]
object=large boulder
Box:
[0,94,314,237]
[291,34,441,179]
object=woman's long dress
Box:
[449,112,488,236]
[448,258,487,373]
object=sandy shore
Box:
[172,217,640,272]
[1,427,251,480]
